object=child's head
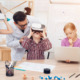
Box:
[64,23,77,39]
[32,30,43,39]
[31,23,45,40]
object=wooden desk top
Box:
[0,59,80,80]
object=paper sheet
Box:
[15,62,55,72]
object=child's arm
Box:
[42,38,52,51]
[20,37,31,50]
[0,20,13,34]
[20,29,33,49]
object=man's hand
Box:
[19,36,26,43]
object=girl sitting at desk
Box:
[20,23,52,60]
[61,22,80,62]
[61,22,80,47]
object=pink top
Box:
[61,38,80,47]
[21,37,52,60]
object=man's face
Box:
[15,18,28,30]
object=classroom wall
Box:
[47,0,80,51]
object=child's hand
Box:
[28,28,33,38]
[69,39,73,46]
[41,28,47,38]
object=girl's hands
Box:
[69,39,73,47]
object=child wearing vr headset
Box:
[20,23,52,60]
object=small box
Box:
[0,47,11,61]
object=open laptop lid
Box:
[54,47,80,62]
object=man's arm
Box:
[6,34,22,48]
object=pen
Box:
[69,73,76,78]
[75,74,80,78]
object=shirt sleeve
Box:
[41,38,52,51]
[21,37,31,50]
[77,40,80,47]
[61,39,66,46]
[6,34,22,48]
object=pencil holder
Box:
[6,67,14,76]
[5,61,14,76]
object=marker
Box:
[75,74,80,78]
[14,68,26,71]
[69,73,76,78]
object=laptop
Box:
[54,47,80,62]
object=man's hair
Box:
[13,11,26,24]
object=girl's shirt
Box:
[21,37,52,60]
[61,37,80,47]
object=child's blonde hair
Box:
[64,23,76,32]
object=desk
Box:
[0,59,80,80]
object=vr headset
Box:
[31,23,45,33]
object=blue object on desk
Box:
[45,77,48,80]
[54,76,58,79]
[40,76,43,79]
[57,77,60,80]
[48,76,52,80]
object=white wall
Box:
[47,0,80,49]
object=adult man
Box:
[7,11,40,61]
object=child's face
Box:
[65,28,76,39]
[33,31,42,39]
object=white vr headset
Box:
[31,23,45,31]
